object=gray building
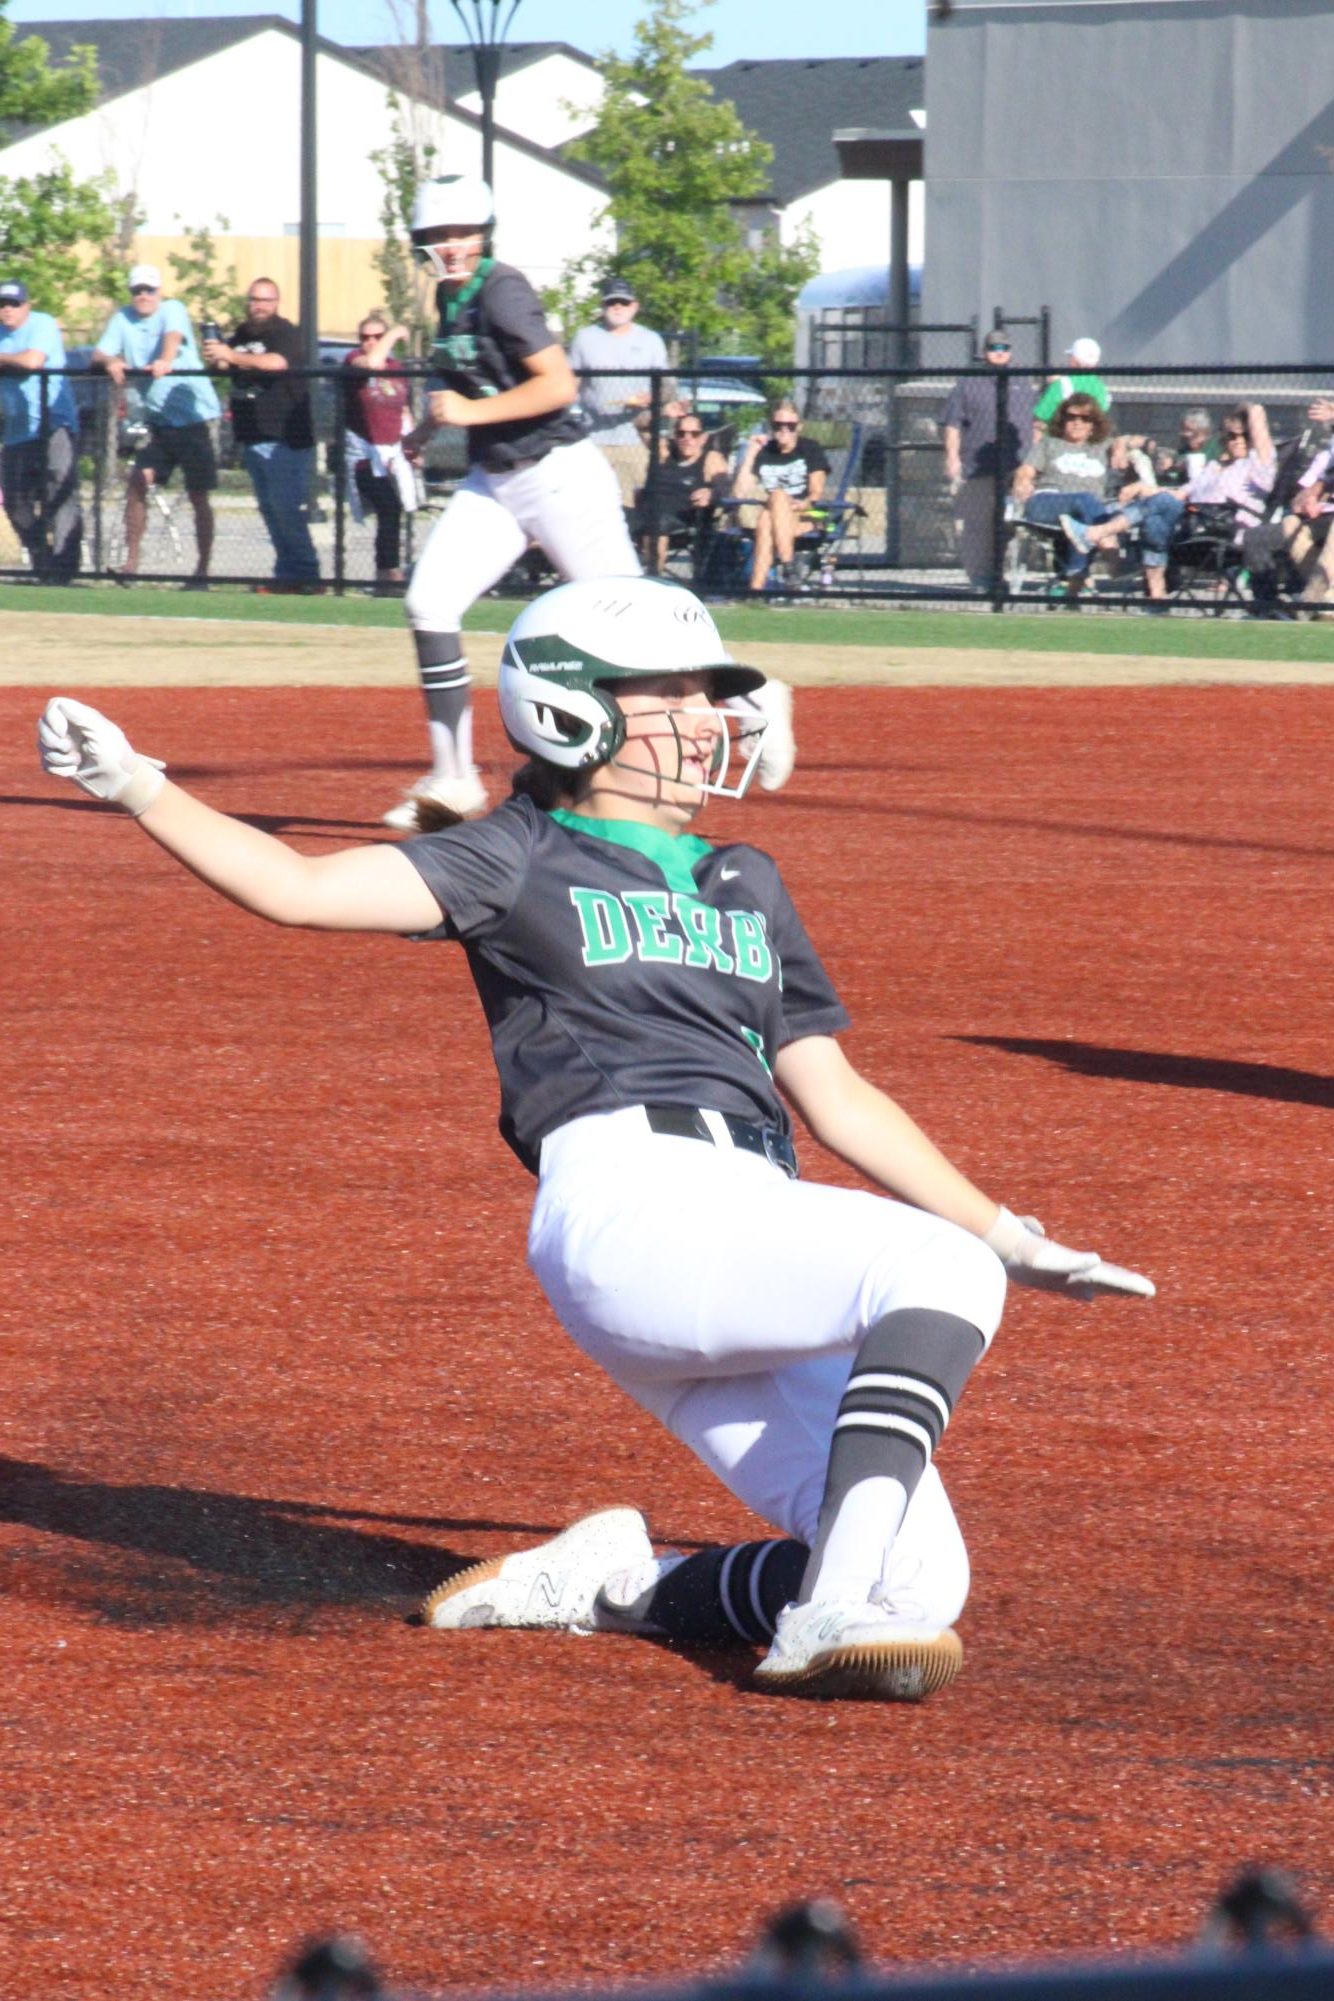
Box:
[923,0,1334,364]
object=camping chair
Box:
[789,422,867,587]
[712,422,868,594]
[1162,503,1252,611]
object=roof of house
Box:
[694,56,925,205]
[7,17,605,184]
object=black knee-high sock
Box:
[800,1307,986,1606]
[414,630,472,777]
[609,1539,808,1647]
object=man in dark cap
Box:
[940,330,1038,592]
[569,275,670,504]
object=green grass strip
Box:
[1,581,1330,663]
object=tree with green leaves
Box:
[564,0,820,367]
[0,3,96,140]
[166,217,247,333]
[0,7,124,330]
[369,92,437,353]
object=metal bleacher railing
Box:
[3,353,1330,615]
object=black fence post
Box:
[991,364,1010,612]
[645,367,663,576]
[91,370,106,576]
[332,369,346,597]
[36,368,50,571]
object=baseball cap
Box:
[1067,336,1101,368]
[0,279,30,306]
[602,275,637,303]
[128,263,162,291]
[982,331,1013,352]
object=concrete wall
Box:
[923,0,1334,363]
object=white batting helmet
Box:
[410,173,494,237]
[498,578,767,796]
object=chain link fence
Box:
[2,358,1330,613]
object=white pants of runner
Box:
[404,435,642,631]
[528,1106,1007,1627]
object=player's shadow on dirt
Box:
[956,1036,1334,1109]
[0,1452,550,1627]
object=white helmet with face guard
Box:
[498,577,769,798]
[410,173,495,279]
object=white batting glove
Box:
[38,697,166,817]
[985,1207,1155,1300]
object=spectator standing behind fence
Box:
[1068,402,1276,602]
[1278,398,1334,615]
[732,401,830,594]
[1011,394,1121,600]
[0,278,82,581]
[341,313,416,592]
[92,263,221,588]
[202,279,321,594]
[940,331,1038,592]
[568,276,668,507]
[1034,337,1112,432]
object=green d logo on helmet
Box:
[498,578,765,774]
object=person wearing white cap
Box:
[92,264,222,585]
[0,277,83,579]
[1034,335,1111,433]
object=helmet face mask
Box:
[498,579,768,800]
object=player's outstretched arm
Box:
[775,1035,1154,1301]
[37,698,444,935]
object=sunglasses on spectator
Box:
[1065,412,1095,423]
[130,285,158,295]
[772,420,799,430]
[675,426,703,437]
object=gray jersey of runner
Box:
[402,795,849,1170]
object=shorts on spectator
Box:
[135,422,218,493]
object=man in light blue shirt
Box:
[93,263,222,584]
[0,277,83,580]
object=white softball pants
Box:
[528,1106,1007,1624]
[404,436,642,632]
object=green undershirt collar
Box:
[440,259,494,323]
[551,810,712,895]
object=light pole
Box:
[448,0,524,190]
[300,0,318,364]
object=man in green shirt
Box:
[1034,336,1111,430]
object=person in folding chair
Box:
[1069,402,1275,604]
[730,400,830,595]
[1009,393,1120,599]
[627,407,731,576]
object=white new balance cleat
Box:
[750,677,796,792]
[422,1508,654,1632]
[752,1595,964,1701]
[383,770,488,832]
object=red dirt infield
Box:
[3,683,1331,1998]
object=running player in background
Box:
[393,174,795,829]
[37,576,1150,1701]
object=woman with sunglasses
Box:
[1069,402,1275,601]
[732,401,830,595]
[1010,394,1120,598]
[341,315,414,592]
[37,574,1152,1703]
[629,409,731,572]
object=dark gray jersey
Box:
[402,796,849,1171]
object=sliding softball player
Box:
[37,576,1151,1700]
